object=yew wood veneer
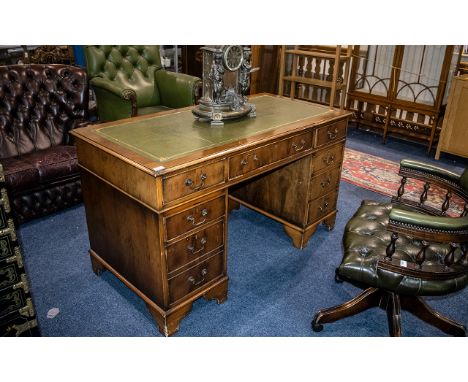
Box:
[71,94,351,336]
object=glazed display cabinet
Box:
[347,45,462,152]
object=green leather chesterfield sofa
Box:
[84,45,201,122]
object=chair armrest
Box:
[380,206,468,279]
[388,206,468,243]
[155,70,201,108]
[90,77,134,100]
[90,77,137,121]
[399,159,461,186]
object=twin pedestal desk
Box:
[71,94,351,336]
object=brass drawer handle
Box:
[188,268,208,286]
[323,154,336,166]
[240,154,259,167]
[185,173,207,191]
[319,201,329,212]
[291,139,306,152]
[186,208,208,226]
[320,177,331,188]
[187,236,207,255]
[327,128,339,140]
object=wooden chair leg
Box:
[312,287,381,332]
[400,295,466,337]
[383,292,402,337]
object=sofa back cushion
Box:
[85,45,162,108]
[0,64,88,159]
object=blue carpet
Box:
[17,130,468,336]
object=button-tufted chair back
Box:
[0,64,88,159]
[85,45,162,108]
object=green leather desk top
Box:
[96,95,332,162]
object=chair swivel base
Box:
[311,287,466,336]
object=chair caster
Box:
[335,268,344,283]
[311,314,323,332]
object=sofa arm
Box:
[155,70,201,108]
[90,77,137,121]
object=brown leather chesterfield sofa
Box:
[0,64,89,224]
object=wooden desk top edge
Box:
[71,94,351,176]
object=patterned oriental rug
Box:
[341,148,465,217]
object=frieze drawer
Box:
[315,120,347,148]
[162,159,226,204]
[310,143,344,175]
[166,220,224,274]
[229,131,312,179]
[309,166,342,201]
[168,251,224,304]
[164,194,225,241]
[307,191,338,225]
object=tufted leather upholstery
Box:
[85,45,201,122]
[313,160,468,336]
[0,64,88,224]
[340,200,468,296]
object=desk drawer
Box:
[166,221,224,274]
[311,143,344,175]
[315,120,347,148]
[168,251,224,304]
[307,191,338,225]
[229,131,312,179]
[309,166,341,201]
[162,160,226,204]
[164,195,225,240]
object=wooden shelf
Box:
[282,75,347,90]
[285,49,350,60]
[278,45,352,109]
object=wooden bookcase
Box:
[277,45,352,109]
[436,74,468,160]
[346,45,462,152]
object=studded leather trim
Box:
[389,218,468,235]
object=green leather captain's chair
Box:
[312,160,468,336]
[84,45,201,122]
